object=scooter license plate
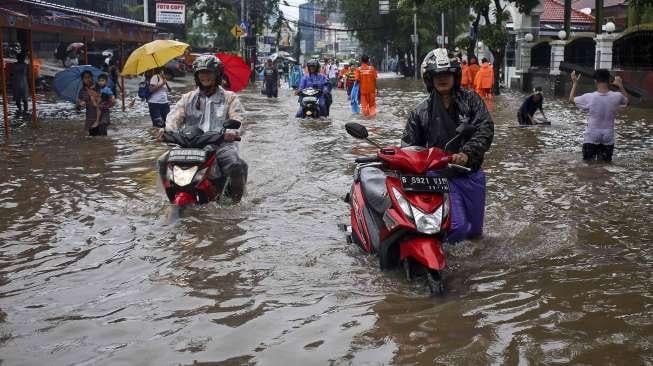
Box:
[400,175,450,193]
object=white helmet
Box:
[421,48,461,92]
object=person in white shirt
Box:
[328,62,339,89]
[569,69,629,162]
[146,68,170,127]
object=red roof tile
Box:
[572,0,626,9]
[542,0,595,24]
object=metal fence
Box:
[613,30,653,70]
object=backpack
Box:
[138,75,152,99]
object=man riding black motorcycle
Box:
[157,54,247,202]
[402,48,494,242]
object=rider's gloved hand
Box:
[224,130,240,142]
[451,152,469,166]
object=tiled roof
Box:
[572,0,626,9]
[542,0,596,24]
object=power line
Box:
[282,15,386,32]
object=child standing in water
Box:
[90,74,115,130]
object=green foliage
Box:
[185,0,283,50]
[293,29,303,60]
[335,0,470,64]
[628,2,653,27]
[124,4,144,20]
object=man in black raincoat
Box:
[263,59,279,98]
[402,48,494,242]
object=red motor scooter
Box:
[343,122,475,295]
[161,120,241,207]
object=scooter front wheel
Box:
[402,259,446,296]
[426,270,446,296]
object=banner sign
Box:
[156,2,185,24]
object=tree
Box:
[185,0,284,52]
[332,0,540,93]
[327,0,470,73]
[466,0,539,94]
[293,28,303,60]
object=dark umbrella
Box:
[216,53,251,92]
[53,65,112,103]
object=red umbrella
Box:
[216,53,251,92]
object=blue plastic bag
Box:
[446,169,486,243]
[351,81,360,114]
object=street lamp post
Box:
[413,5,418,80]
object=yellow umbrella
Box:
[121,40,189,76]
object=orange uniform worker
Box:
[474,57,494,99]
[461,60,472,89]
[468,56,480,87]
[354,55,378,116]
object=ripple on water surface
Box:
[0,78,651,365]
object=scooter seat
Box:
[359,167,391,214]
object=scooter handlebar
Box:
[447,163,472,173]
[355,156,380,163]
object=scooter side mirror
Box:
[456,123,476,138]
[345,123,368,139]
[223,119,241,130]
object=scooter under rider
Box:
[402,48,494,242]
[157,54,248,202]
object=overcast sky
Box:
[279,0,301,21]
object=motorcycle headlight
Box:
[192,167,209,183]
[391,187,413,219]
[172,165,198,187]
[413,205,443,235]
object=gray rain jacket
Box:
[401,89,494,171]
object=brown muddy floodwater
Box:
[0,76,652,365]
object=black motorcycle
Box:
[298,87,322,118]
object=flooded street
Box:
[1,77,652,365]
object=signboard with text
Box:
[156,2,185,24]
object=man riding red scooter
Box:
[403,48,494,242]
[344,48,494,294]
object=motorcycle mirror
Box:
[456,123,476,138]
[345,123,368,139]
[223,119,241,130]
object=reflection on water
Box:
[1,77,651,365]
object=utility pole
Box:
[441,12,445,48]
[144,0,149,23]
[563,0,571,37]
[595,0,604,34]
[385,41,389,72]
[241,0,245,57]
[413,5,418,80]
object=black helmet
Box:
[421,48,461,93]
[192,54,224,87]
[306,59,320,73]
